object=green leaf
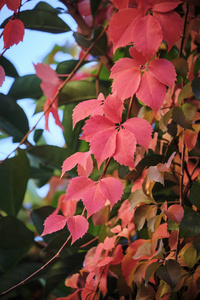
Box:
[184,246,197,268]
[73,26,107,56]
[156,260,181,290]
[63,103,83,155]
[145,262,162,286]
[28,145,69,170]
[0,217,34,271]
[1,2,71,33]
[172,57,188,80]
[58,80,109,106]
[0,93,29,142]
[90,0,102,17]
[129,190,155,211]
[180,211,200,238]
[0,151,30,216]
[178,81,194,105]
[0,56,19,78]
[33,129,43,143]
[8,75,43,100]
[56,59,89,78]
[44,252,85,297]
[189,180,200,210]
[0,262,44,294]
[191,77,200,100]
[172,103,196,130]
[31,206,56,243]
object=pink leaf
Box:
[0,65,5,87]
[152,0,182,13]
[148,59,176,88]
[81,116,117,168]
[112,0,129,9]
[99,177,124,208]
[61,151,93,177]
[110,57,141,100]
[164,205,184,224]
[136,71,166,114]
[44,97,63,131]
[113,128,136,168]
[72,93,105,128]
[67,215,89,243]
[132,14,163,59]
[3,19,24,49]
[103,93,124,124]
[34,63,60,99]
[153,11,183,51]
[109,8,141,52]
[6,0,20,12]
[41,215,68,236]
[65,176,105,216]
[123,117,152,151]
[152,223,170,240]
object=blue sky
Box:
[0,0,78,160]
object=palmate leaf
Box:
[65,176,123,217]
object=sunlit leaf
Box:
[172,103,196,129]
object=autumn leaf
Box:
[110,47,176,114]
[65,176,123,217]
[67,215,89,244]
[109,0,182,56]
[3,19,25,49]
[61,151,93,177]
[41,214,68,236]
[81,92,152,167]
[164,204,184,224]
[0,65,5,87]
[34,63,63,131]
[73,93,105,128]
[5,0,20,12]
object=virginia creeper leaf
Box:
[164,205,184,224]
[191,77,200,100]
[61,151,93,177]
[3,19,24,49]
[6,0,20,12]
[172,103,196,129]
[0,65,5,87]
[67,215,89,244]
[72,93,105,128]
[156,259,181,289]
[42,215,68,236]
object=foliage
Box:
[0,0,200,299]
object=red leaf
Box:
[164,205,184,224]
[110,57,141,100]
[41,214,68,236]
[0,0,6,10]
[109,8,141,52]
[153,10,183,51]
[123,117,152,151]
[152,223,170,240]
[44,97,63,131]
[34,63,60,99]
[113,128,136,168]
[152,0,182,13]
[6,0,20,12]
[3,19,24,49]
[72,93,105,128]
[61,151,93,177]
[111,0,129,9]
[148,59,176,88]
[136,71,166,114]
[131,14,163,59]
[65,176,123,217]
[99,177,124,208]
[0,65,5,87]
[103,93,124,124]
[67,215,89,243]
[81,116,117,168]
[53,194,77,218]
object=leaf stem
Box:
[0,234,72,296]
[179,3,189,57]
[0,24,109,166]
